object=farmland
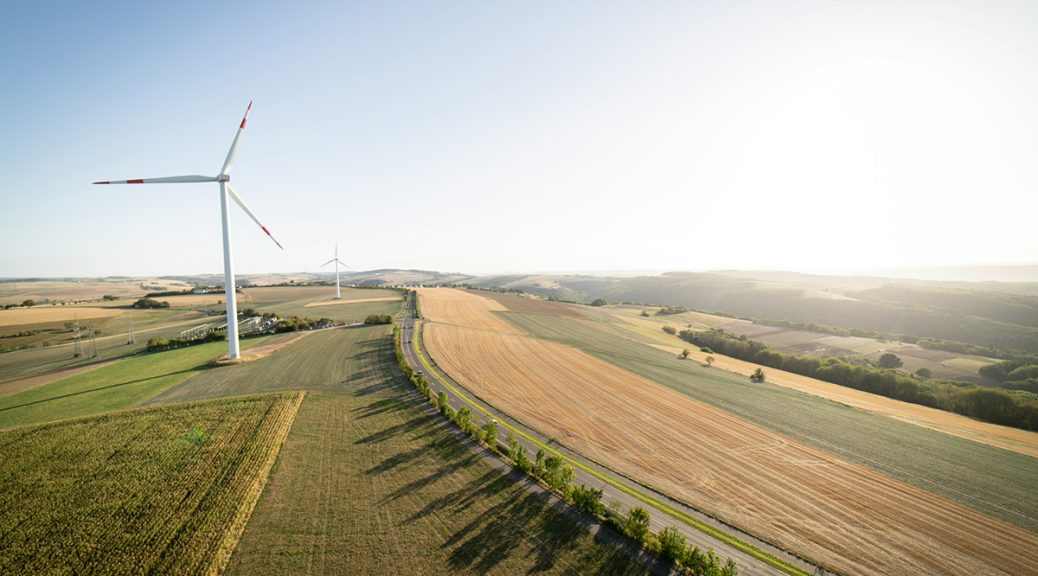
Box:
[142,324,650,574]
[596,304,998,386]
[0,278,193,306]
[0,285,400,385]
[0,336,282,428]
[0,392,302,575]
[539,301,1038,458]
[418,288,1038,575]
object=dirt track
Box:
[418,288,1038,576]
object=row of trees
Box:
[392,324,739,575]
[364,314,393,325]
[678,329,1038,431]
[980,360,1038,393]
[132,298,170,309]
[147,331,225,351]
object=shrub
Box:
[662,325,677,335]
[364,314,393,325]
[590,298,608,307]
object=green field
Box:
[244,286,402,324]
[1,314,648,574]
[0,286,401,386]
[142,325,649,574]
[0,392,302,575]
[0,336,281,429]
[0,306,206,384]
[502,310,1038,533]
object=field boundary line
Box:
[209,390,306,576]
[410,319,812,576]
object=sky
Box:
[1,1,1036,279]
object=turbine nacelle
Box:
[217,174,230,182]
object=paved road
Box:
[398,293,824,576]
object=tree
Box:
[656,526,687,564]
[750,367,765,383]
[662,325,677,335]
[915,367,933,379]
[624,506,651,543]
[507,434,532,473]
[590,298,608,307]
[21,299,36,307]
[706,355,715,367]
[540,454,574,491]
[680,348,690,360]
[878,353,903,369]
[640,309,650,317]
[482,420,498,450]
[568,484,603,515]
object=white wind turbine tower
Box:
[93,102,282,360]
[322,243,349,299]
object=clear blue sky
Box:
[2,1,1036,278]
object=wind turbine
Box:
[93,102,282,360]
[322,243,349,299]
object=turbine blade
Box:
[322,259,336,267]
[336,259,350,268]
[220,101,252,175]
[226,183,283,249]
[93,175,216,185]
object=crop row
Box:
[0,392,302,575]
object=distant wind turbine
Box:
[93,102,282,360]
[322,243,349,299]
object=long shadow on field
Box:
[444,475,585,574]
[367,422,475,481]
[0,367,203,413]
[355,413,434,446]
[352,397,410,419]
[402,469,510,523]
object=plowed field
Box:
[418,289,1038,576]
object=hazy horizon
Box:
[3,1,1036,278]
[5,262,1038,285]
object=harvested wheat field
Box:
[154,293,243,307]
[583,307,1038,458]
[645,341,1038,458]
[419,289,1038,576]
[303,296,400,307]
[0,306,123,327]
[417,287,521,334]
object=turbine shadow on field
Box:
[0,367,203,413]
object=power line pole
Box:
[73,315,83,358]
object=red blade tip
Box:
[93,181,110,185]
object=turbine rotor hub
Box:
[217,174,230,182]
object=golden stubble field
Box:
[0,306,124,327]
[416,288,1038,576]
[592,308,1038,458]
